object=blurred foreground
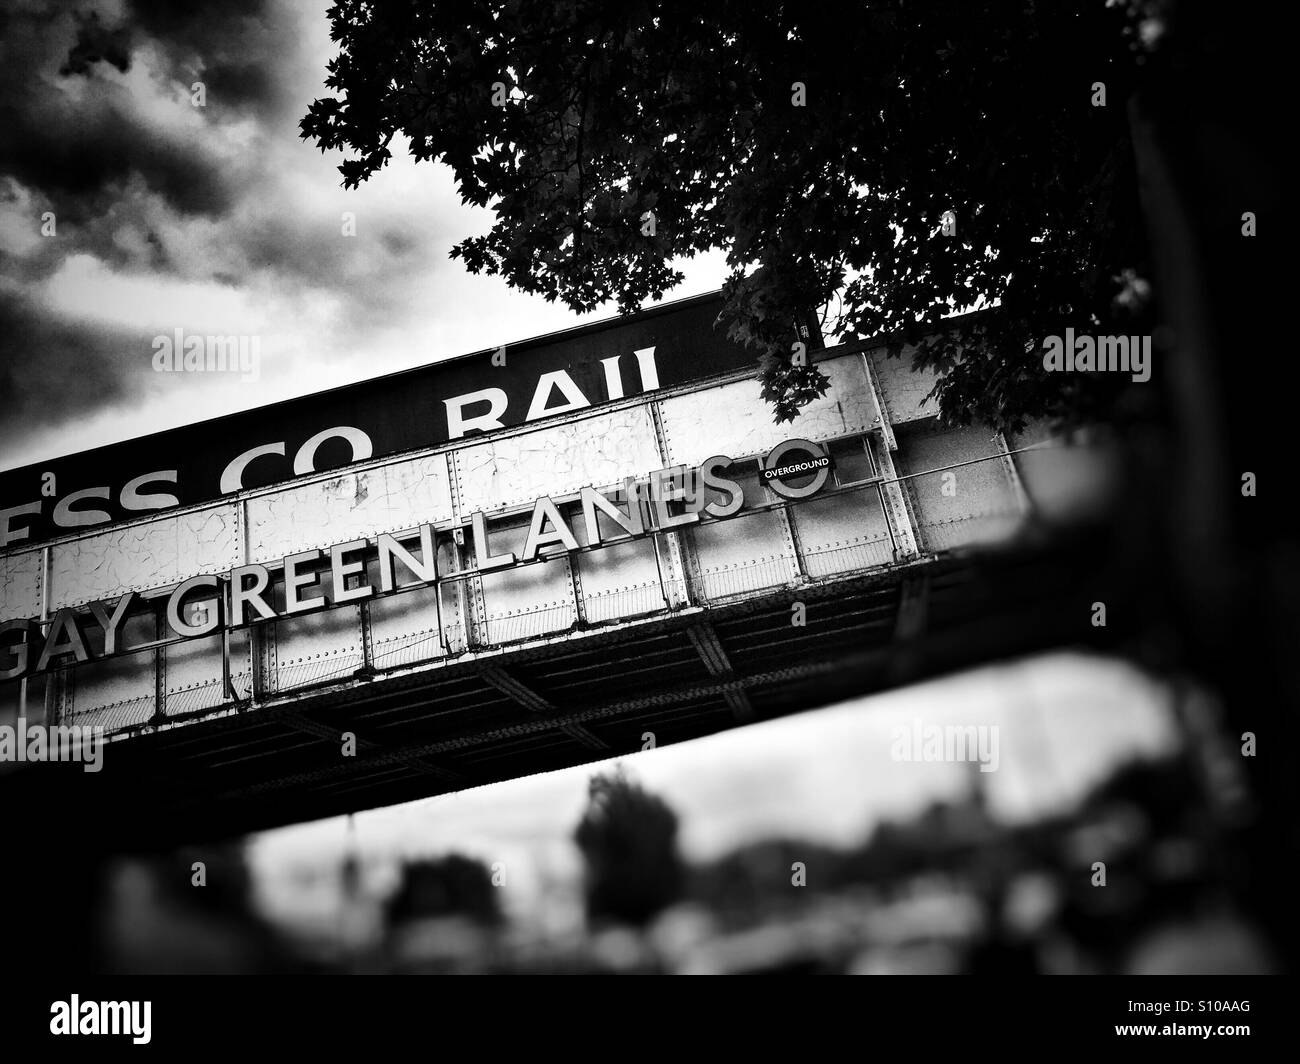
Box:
[88,654,1275,975]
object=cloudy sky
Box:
[0,0,728,472]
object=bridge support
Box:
[480,666,608,750]
[687,622,752,721]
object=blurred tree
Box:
[385,853,502,928]
[574,768,684,927]
[302,0,1154,431]
[692,838,844,925]
[104,843,296,974]
[169,843,257,916]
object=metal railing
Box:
[802,536,895,578]
[65,693,154,733]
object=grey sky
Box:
[0,0,728,471]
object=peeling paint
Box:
[49,505,240,610]
[660,354,874,467]
[868,344,941,423]
[455,407,662,513]
[248,455,452,563]
[0,550,41,619]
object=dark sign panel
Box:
[0,293,784,550]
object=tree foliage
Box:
[385,853,502,927]
[303,0,1154,430]
[573,768,684,927]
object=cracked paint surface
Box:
[660,354,873,467]
[868,344,941,423]
[897,423,1021,549]
[50,505,239,610]
[249,454,452,563]
[0,550,41,619]
[455,406,661,513]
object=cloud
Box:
[0,1,725,469]
[60,10,132,77]
[0,4,248,221]
[0,0,450,451]
[0,288,136,448]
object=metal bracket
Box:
[153,598,167,721]
[870,435,921,560]
[860,351,898,451]
[994,431,1033,513]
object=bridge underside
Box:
[5,532,1125,849]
